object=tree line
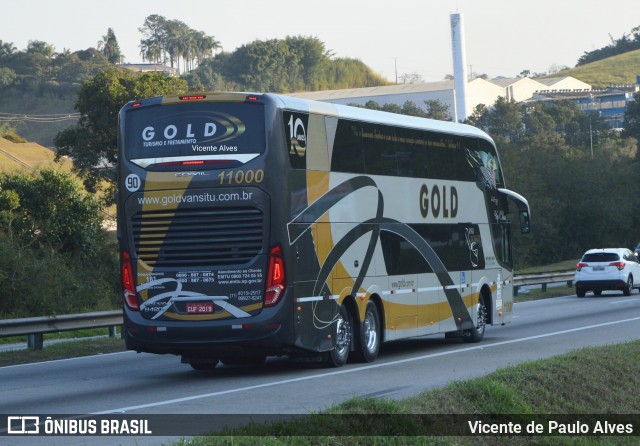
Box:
[577,25,640,66]
[0,14,387,98]
[138,15,220,73]
[353,99,453,121]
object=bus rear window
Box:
[123,102,265,168]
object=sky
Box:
[3,0,639,83]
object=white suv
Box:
[575,248,640,297]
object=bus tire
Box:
[326,304,351,367]
[354,301,380,363]
[463,293,487,343]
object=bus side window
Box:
[380,231,432,275]
[492,222,512,267]
[331,120,364,174]
[362,123,398,176]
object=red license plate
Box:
[186,303,214,313]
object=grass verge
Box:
[515,285,575,302]
[0,337,125,366]
[0,327,120,345]
[517,260,578,274]
[176,341,640,445]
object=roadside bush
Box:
[0,169,104,256]
[0,234,118,317]
[0,169,119,318]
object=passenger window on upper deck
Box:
[362,123,398,176]
[331,120,365,174]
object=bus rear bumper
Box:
[123,310,297,357]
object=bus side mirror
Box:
[520,211,530,234]
[498,188,531,235]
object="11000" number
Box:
[217,169,264,185]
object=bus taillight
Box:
[264,245,285,307]
[153,159,233,168]
[179,95,206,101]
[121,251,139,310]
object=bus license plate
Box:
[186,303,214,313]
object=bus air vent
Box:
[131,207,263,268]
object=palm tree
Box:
[196,34,222,65]
[98,28,123,64]
[0,40,17,58]
[139,38,162,64]
[139,14,168,64]
[26,40,56,59]
[163,20,185,70]
[137,14,223,73]
[177,28,194,72]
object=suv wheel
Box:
[623,276,633,296]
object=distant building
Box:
[116,63,178,77]
[289,76,595,122]
[532,84,639,129]
[535,77,592,91]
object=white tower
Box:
[450,12,469,122]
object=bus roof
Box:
[150,91,495,146]
[268,92,495,146]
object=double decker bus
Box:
[117,92,530,370]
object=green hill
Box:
[0,137,73,173]
[549,49,640,88]
[0,137,116,219]
[0,89,78,148]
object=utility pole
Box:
[395,58,398,85]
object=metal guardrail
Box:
[0,310,122,350]
[0,271,576,350]
[513,271,574,296]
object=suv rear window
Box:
[582,252,619,262]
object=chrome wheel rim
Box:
[335,315,351,355]
[477,301,487,332]
[363,310,378,352]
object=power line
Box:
[0,112,80,123]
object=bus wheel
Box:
[463,294,487,343]
[354,301,380,362]
[326,305,351,367]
